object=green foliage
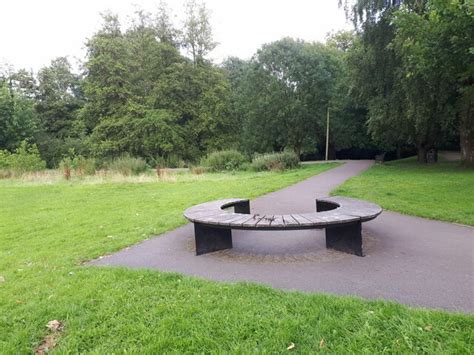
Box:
[201,150,247,171]
[82,11,233,162]
[105,155,148,175]
[251,151,300,171]
[0,150,12,169]
[0,141,46,173]
[182,0,217,66]
[392,0,474,165]
[227,38,369,158]
[152,154,186,168]
[0,82,39,150]
[343,0,473,163]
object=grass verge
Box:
[0,163,473,353]
[333,158,474,226]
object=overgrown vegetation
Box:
[201,149,247,171]
[333,157,474,225]
[251,151,300,171]
[105,155,148,176]
[1,164,472,353]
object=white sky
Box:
[0,0,351,72]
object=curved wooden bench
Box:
[184,196,382,257]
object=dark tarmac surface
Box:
[90,160,474,313]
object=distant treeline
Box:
[0,0,472,167]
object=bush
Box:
[106,155,148,175]
[0,150,12,169]
[0,141,47,175]
[152,154,186,169]
[201,150,247,171]
[251,151,300,171]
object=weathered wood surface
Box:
[183,196,382,230]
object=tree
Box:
[84,9,232,162]
[154,0,181,47]
[392,0,474,166]
[341,0,454,162]
[0,82,39,150]
[182,0,217,67]
[36,57,83,138]
[230,38,346,157]
[81,13,131,131]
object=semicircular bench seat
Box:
[184,196,382,257]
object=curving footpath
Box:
[90,160,474,313]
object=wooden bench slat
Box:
[184,197,382,229]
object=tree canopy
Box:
[1,0,472,167]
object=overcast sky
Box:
[0,0,352,72]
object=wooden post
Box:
[325,107,330,161]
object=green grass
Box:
[333,157,474,226]
[1,163,473,353]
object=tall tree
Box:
[392,0,474,166]
[36,57,83,138]
[341,0,454,162]
[0,82,39,150]
[182,0,217,67]
[231,38,345,157]
[84,10,232,161]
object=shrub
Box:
[106,155,148,176]
[201,150,247,171]
[1,141,47,174]
[152,154,186,169]
[0,150,12,169]
[251,151,300,171]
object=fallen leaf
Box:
[424,325,433,331]
[0,276,5,282]
[46,320,64,332]
[35,334,57,355]
[287,342,295,350]
[319,339,325,348]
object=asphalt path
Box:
[90,160,474,313]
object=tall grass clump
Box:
[106,155,148,176]
[201,150,247,171]
[251,151,300,171]
[60,155,97,180]
[151,154,186,169]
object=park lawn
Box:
[333,157,474,226]
[0,163,472,353]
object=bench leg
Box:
[325,222,364,257]
[234,200,250,214]
[194,223,233,255]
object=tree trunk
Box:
[396,145,402,160]
[460,98,474,167]
[417,143,438,164]
[328,142,336,160]
[417,144,427,163]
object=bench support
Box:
[325,221,364,257]
[233,200,250,214]
[194,223,233,255]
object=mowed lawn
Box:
[333,158,474,226]
[1,163,473,353]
